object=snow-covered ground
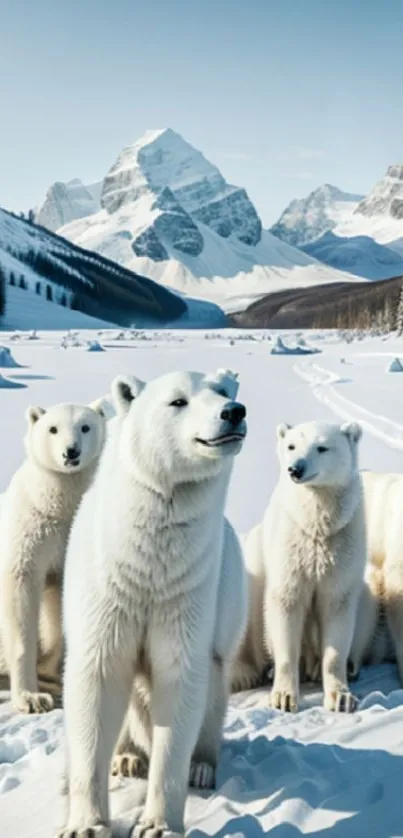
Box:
[2,327,403,837]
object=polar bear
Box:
[348,471,402,679]
[59,368,247,838]
[235,421,366,713]
[0,400,106,714]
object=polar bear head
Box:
[25,400,106,474]
[111,368,247,485]
[276,420,362,488]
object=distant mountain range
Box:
[33,129,359,313]
[270,168,403,279]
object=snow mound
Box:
[0,346,23,368]
[270,335,321,355]
[387,357,403,372]
[0,374,26,389]
[86,340,105,352]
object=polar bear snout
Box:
[63,445,81,466]
[220,402,246,428]
[288,459,307,482]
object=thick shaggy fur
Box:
[60,368,247,838]
[0,400,106,713]
[233,421,366,714]
[349,472,401,678]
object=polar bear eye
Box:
[169,398,188,408]
[49,426,58,435]
[288,444,295,451]
[81,424,90,433]
[317,445,329,454]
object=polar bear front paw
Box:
[270,687,298,713]
[134,818,182,838]
[111,752,149,779]
[189,760,216,789]
[324,688,357,713]
[14,690,54,714]
[57,825,112,838]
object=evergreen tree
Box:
[396,281,403,335]
[46,284,53,302]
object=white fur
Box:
[349,471,401,678]
[60,368,247,838]
[235,420,366,714]
[0,400,106,714]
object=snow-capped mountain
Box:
[0,208,196,329]
[335,164,403,254]
[36,179,102,232]
[54,129,360,312]
[270,184,364,247]
[301,230,403,280]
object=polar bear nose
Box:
[65,446,80,461]
[220,402,246,427]
[288,460,305,480]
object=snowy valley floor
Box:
[1,327,403,837]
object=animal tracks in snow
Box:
[294,360,403,451]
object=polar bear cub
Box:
[247,420,366,713]
[60,368,247,838]
[349,471,402,678]
[0,400,106,714]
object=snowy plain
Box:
[1,327,403,837]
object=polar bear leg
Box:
[318,592,357,712]
[112,682,151,779]
[1,568,54,714]
[190,657,227,790]
[141,640,209,836]
[384,564,403,683]
[268,595,305,712]
[37,579,63,695]
[348,582,378,679]
[62,653,132,836]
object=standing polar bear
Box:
[234,420,366,714]
[60,368,247,838]
[0,400,106,714]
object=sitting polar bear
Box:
[233,420,366,714]
[60,368,248,838]
[348,471,403,679]
[0,400,106,714]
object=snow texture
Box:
[1,328,403,837]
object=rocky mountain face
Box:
[270,184,363,247]
[353,164,403,220]
[36,179,101,231]
[98,128,262,257]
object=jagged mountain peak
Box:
[270,184,363,247]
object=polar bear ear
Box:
[276,423,292,440]
[25,405,46,425]
[212,368,239,399]
[111,374,145,415]
[341,421,362,444]
[88,396,113,419]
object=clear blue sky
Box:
[1,0,403,225]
